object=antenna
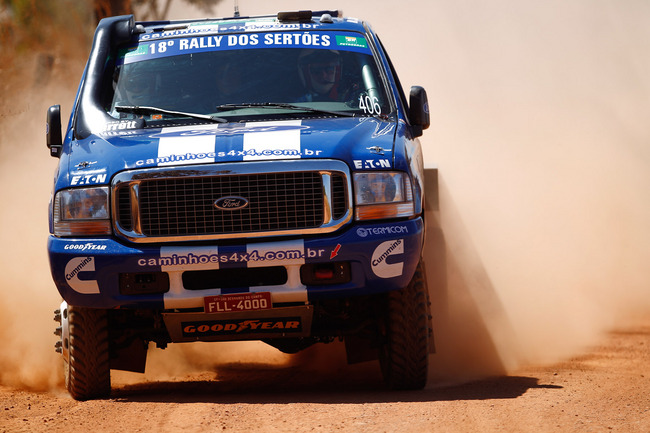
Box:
[234,0,240,17]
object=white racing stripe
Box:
[243,120,303,160]
[158,124,218,166]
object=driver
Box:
[297,49,342,102]
[114,64,155,107]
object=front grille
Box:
[113,161,351,243]
[137,172,323,236]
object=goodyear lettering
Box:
[182,318,302,336]
[64,243,108,251]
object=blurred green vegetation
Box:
[0,0,93,60]
[1,0,220,60]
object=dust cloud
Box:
[1,0,650,391]
[0,55,77,390]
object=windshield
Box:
[109,30,391,123]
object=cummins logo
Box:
[371,239,404,278]
[64,257,100,294]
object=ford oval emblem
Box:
[214,196,249,211]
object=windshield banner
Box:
[118,31,371,65]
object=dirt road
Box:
[1,317,648,433]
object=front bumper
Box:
[48,218,423,310]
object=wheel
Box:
[379,261,432,390]
[63,305,111,400]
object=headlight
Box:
[354,172,415,220]
[53,187,112,236]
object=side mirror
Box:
[46,105,62,158]
[409,86,430,138]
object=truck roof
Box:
[133,10,369,40]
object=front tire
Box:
[379,261,432,390]
[64,305,111,400]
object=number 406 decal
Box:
[359,94,381,115]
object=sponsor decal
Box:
[356,226,409,238]
[70,173,107,186]
[135,121,320,167]
[100,130,140,138]
[134,148,324,166]
[64,257,100,294]
[371,239,404,279]
[353,159,391,169]
[104,120,142,132]
[138,24,221,41]
[335,35,368,49]
[141,243,326,269]
[64,243,107,251]
[330,244,341,259]
[182,318,302,336]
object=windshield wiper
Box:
[215,102,356,118]
[115,105,227,123]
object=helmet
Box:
[298,49,341,100]
[119,62,155,105]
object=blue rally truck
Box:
[47,10,432,400]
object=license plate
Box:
[204,292,272,313]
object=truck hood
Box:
[63,117,397,188]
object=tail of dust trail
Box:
[415,0,650,383]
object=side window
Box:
[377,37,409,118]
